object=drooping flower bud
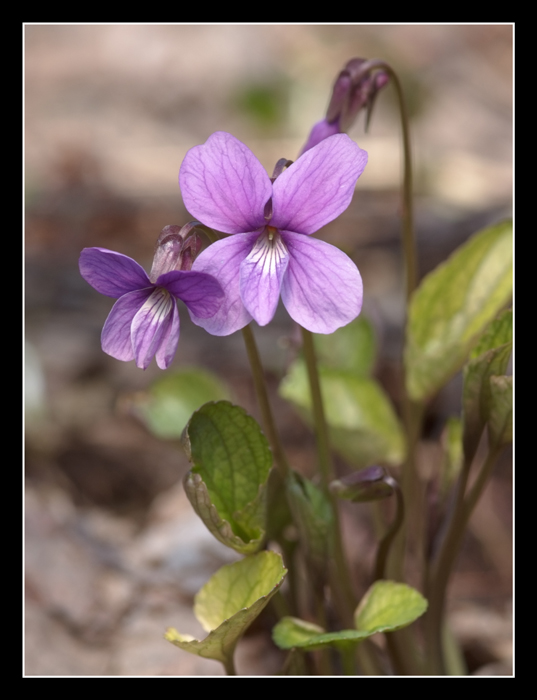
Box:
[329,465,395,503]
[301,57,389,154]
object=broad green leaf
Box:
[130,367,230,439]
[314,316,376,376]
[470,309,512,360]
[405,220,513,401]
[272,617,372,651]
[488,375,512,447]
[463,310,512,457]
[280,361,405,467]
[272,581,427,653]
[354,580,428,633]
[166,551,287,667]
[182,401,273,554]
[286,472,334,572]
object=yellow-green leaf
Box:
[280,362,405,468]
[166,551,287,668]
[405,220,512,401]
[354,580,428,633]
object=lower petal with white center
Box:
[131,287,176,370]
[240,229,290,327]
[189,233,259,336]
[101,288,154,362]
[280,231,363,334]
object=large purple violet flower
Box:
[79,225,224,369]
[179,131,367,335]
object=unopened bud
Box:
[329,466,395,503]
[149,223,202,281]
[179,230,202,271]
[301,57,390,154]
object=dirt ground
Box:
[24,24,512,676]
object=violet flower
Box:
[179,131,367,336]
[79,225,224,369]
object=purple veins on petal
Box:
[189,233,259,336]
[81,238,225,369]
[79,248,151,298]
[179,131,272,235]
[101,288,153,362]
[280,232,363,335]
[131,287,175,370]
[271,134,368,235]
[155,301,180,370]
[157,270,225,319]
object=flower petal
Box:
[240,231,289,327]
[280,232,363,334]
[179,131,272,234]
[101,288,153,362]
[79,248,150,297]
[157,270,224,319]
[131,288,175,370]
[299,118,340,155]
[155,300,180,370]
[188,234,257,336]
[271,134,368,235]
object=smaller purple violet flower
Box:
[79,225,224,370]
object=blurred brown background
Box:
[24,24,512,676]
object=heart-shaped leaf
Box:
[166,551,287,670]
[182,401,273,554]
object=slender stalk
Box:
[424,443,504,674]
[353,59,417,301]
[223,656,237,676]
[299,328,356,623]
[373,477,404,581]
[352,61,420,586]
[241,324,289,477]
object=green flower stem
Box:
[353,60,420,584]
[241,324,289,478]
[354,59,417,301]
[373,476,404,581]
[299,327,356,627]
[424,443,504,674]
[387,400,424,580]
[223,656,237,676]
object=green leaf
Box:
[487,375,512,447]
[286,472,334,572]
[183,401,273,554]
[405,220,513,401]
[280,362,405,467]
[166,551,287,668]
[354,580,428,634]
[463,310,512,457]
[130,367,230,439]
[272,617,372,652]
[470,309,512,360]
[272,581,427,653]
[313,316,376,376]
